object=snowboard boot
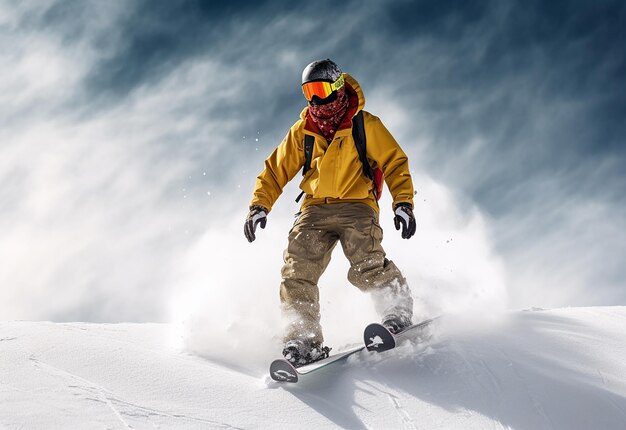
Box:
[382,314,413,334]
[282,339,331,368]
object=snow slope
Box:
[1,307,625,429]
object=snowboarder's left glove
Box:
[394,203,416,239]
[244,205,268,243]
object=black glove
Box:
[244,205,268,243]
[394,203,416,239]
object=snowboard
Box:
[364,316,440,352]
[270,316,441,383]
[270,344,364,383]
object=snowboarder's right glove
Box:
[394,203,416,239]
[244,205,268,243]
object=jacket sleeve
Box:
[365,114,415,209]
[249,123,304,212]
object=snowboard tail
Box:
[364,316,440,352]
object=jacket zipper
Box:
[335,137,343,194]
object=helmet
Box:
[302,59,342,84]
[301,59,344,105]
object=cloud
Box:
[0,0,624,328]
[0,4,260,320]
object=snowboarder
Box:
[245,59,416,367]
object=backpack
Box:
[296,111,383,203]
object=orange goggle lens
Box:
[302,74,345,101]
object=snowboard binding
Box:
[282,339,331,368]
[382,314,413,334]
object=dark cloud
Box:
[83,0,277,96]
[385,0,489,40]
[370,1,626,209]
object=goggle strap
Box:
[330,74,345,92]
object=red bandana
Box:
[308,87,349,142]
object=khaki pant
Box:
[280,202,413,344]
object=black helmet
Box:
[302,59,342,84]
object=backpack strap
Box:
[302,134,315,176]
[352,111,374,181]
[352,111,382,200]
[296,134,316,202]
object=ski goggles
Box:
[301,74,345,102]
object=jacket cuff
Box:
[393,201,413,210]
[249,204,269,213]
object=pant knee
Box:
[348,257,405,290]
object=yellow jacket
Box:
[250,74,414,213]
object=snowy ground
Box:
[1,307,625,429]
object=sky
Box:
[1,0,624,335]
